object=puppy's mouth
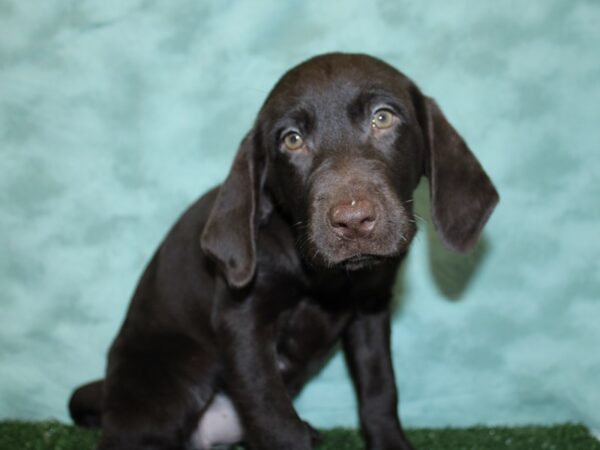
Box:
[338,254,385,270]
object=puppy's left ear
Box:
[416,93,499,253]
[200,131,267,288]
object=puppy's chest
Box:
[274,298,351,374]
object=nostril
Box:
[332,216,348,229]
[361,216,375,225]
[329,206,348,229]
[360,216,376,232]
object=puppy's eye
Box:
[371,109,395,129]
[282,132,304,151]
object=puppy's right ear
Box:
[412,87,499,253]
[200,131,266,288]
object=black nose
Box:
[328,200,377,239]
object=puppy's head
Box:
[202,54,499,287]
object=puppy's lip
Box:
[337,253,386,270]
[343,254,380,263]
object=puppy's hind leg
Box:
[97,337,220,450]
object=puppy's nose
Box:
[329,200,377,239]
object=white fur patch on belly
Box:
[190,393,244,450]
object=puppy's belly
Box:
[190,393,244,450]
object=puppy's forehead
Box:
[261,53,413,117]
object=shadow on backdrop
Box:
[392,180,492,311]
[413,180,492,301]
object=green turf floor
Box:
[1,421,598,450]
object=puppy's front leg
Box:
[213,282,313,450]
[343,309,414,450]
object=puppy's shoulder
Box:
[256,213,306,282]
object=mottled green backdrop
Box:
[1,0,599,433]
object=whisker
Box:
[413,213,427,224]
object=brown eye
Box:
[371,109,395,129]
[283,132,304,151]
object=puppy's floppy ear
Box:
[200,131,266,288]
[415,92,499,253]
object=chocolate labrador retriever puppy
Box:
[69,53,499,450]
